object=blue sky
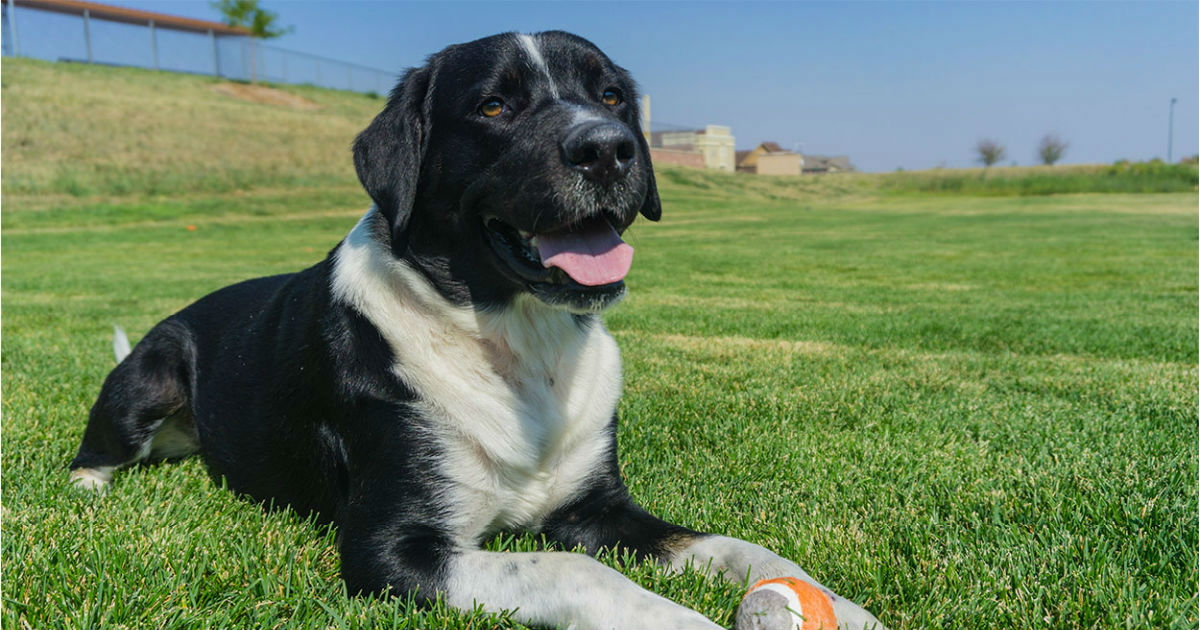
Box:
[13,1,1198,172]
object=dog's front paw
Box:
[830,596,888,630]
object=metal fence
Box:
[2,1,397,95]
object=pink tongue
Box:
[536,220,634,286]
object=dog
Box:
[69,31,885,629]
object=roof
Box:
[760,141,785,153]
[13,0,252,35]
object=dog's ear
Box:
[638,160,662,222]
[353,64,435,241]
[628,90,662,222]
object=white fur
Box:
[69,466,115,492]
[331,208,621,543]
[518,33,559,99]
[148,417,200,459]
[445,550,721,630]
[113,325,131,362]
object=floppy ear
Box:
[352,64,435,242]
[629,92,662,222]
[638,156,662,222]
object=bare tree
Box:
[976,139,1006,168]
[1037,134,1068,165]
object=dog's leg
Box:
[340,526,719,629]
[70,322,197,491]
[543,482,887,629]
[443,550,722,629]
[338,480,719,628]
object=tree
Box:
[211,0,292,83]
[211,0,292,38]
[975,139,1006,168]
[1037,134,1068,166]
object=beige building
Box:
[756,152,804,176]
[694,126,736,171]
[736,142,803,175]
[639,95,736,171]
[652,126,737,172]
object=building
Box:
[652,125,736,172]
[736,142,802,176]
[638,95,736,171]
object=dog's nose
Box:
[562,123,637,185]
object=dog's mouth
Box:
[483,214,633,302]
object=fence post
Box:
[5,0,19,57]
[315,58,320,86]
[82,9,92,63]
[281,53,286,82]
[149,19,158,70]
[210,29,220,76]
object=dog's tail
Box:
[113,325,132,363]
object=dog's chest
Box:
[400,303,623,541]
[330,231,624,542]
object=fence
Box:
[2,0,397,95]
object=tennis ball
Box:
[735,577,838,630]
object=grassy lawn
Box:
[2,59,1197,629]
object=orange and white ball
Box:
[735,577,838,630]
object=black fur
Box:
[71,31,688,607]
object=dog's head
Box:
[353,31,660,313]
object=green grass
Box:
[877,162,1199,196]
[3,59,1198,629]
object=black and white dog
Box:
[70,31,884,629]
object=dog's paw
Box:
[830,598,889,630]
[68,468,113,493]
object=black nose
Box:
[562,122,637,184]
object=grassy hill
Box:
[3,58,1197,630]
[2,58,380,198]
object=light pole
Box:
[1168,97,1177,163]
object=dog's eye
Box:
[480,99,505,118]
[601,90,621,106]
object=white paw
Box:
[69,468,112,493]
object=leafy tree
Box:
[1037,134,1068,166]
[975,139,1006,168]
[211,0,292,39]
[211,0,291,83]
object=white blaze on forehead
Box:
[517,33,559,98]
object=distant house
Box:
[736,142,803,176]
[801,155,856,174]
[639,95,736,171]
[649,125,737,172]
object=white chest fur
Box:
[331,210,623,543]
